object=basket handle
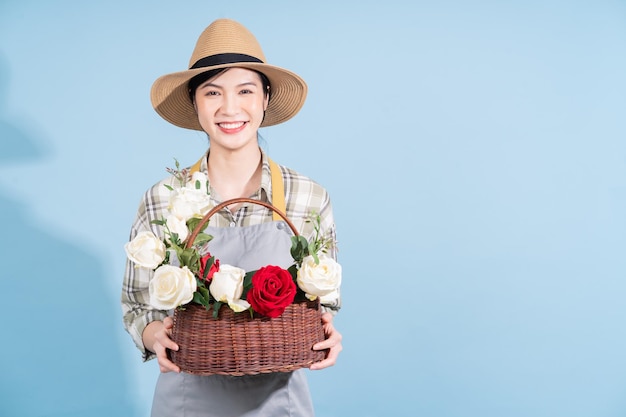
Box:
[185,197,299,249]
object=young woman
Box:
[121,18,342,416]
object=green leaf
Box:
[212,301,223,319]
[192,291,210,309]
[290,235,310,262]
[287,264,299,281]
[195,179,201,189]
[197,285,212,308]
[187,217,209,235]
[202,256,215,280]
[192,278,212,309]
[169,240,182,251]
[243,270,255,289]
[241,270,256,299]
[187,217,201,232]
[151,219,167,226]
[178,247,200,273]
[311,251,319,265]
[163,184,174,191]
[194,232,213,247]
[169,232,180,246]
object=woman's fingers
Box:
[155,316,181,373]
[310,312,343,370]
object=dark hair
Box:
[187,68,271,103]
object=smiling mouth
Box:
[218,122,246,129]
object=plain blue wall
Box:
[1,1,626,416]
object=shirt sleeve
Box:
[282,163,342,316]
[121,186,170,362]
[317,189,342,316]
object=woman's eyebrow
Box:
[199,81,259,89]
[198,81,220,89]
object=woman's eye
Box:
[240,89,253,94]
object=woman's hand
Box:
[310,312,343,370]
[143,317,181,373]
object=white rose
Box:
[228,298,252,313]
[209,264,250,311]
[169,187,212,222]
[124,231,166,269]
[297,254,342,300]
[165,214,189,243]
[319,289,340,305]
[189,171,209,190]
[149,265,197,310]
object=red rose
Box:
[198,253,220,281]
[247,265,296,318]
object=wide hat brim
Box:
[151,19,308,130]
[151,63,307,130]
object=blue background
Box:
[1,1,626,416]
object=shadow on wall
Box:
[0,53,137,416]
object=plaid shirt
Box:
[121,150,340,360]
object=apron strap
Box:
[268,158,286,221]
[189,154,286,222]
[189,157,203,175]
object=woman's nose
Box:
[220,92,239,115]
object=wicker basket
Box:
[168,198,326,376]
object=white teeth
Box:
[219,122,244,129]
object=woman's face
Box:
[194,67,269,153]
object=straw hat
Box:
[150,19,308,130]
